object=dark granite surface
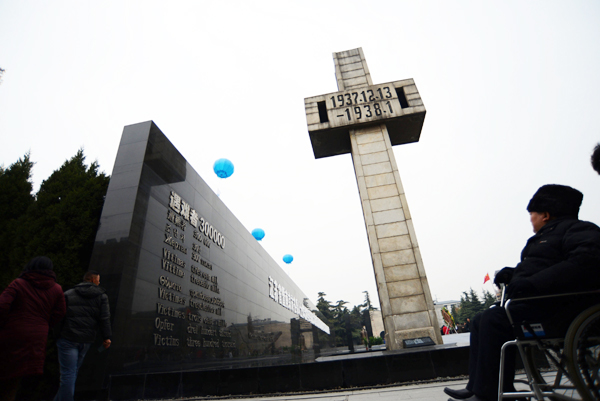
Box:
[78,121,331,393]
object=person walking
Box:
[54,270,111,401]
[361,326,369,350]
[0,256,66,401]
[464,318,471,333]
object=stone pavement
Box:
[171,373,533,401]
[166,378,469,401]
[441,332,470,347]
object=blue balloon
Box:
[251,228,265,241]
[213,158,234,178]
[283,254,293,264]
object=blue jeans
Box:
[54,338,92,401]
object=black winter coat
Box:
[59,282,111,343]
[512,217,600,296]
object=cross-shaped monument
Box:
[304,48,442,349]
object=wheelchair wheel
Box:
[522,345,581,401]
[565,304,600,401]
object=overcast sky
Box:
[2,1,599,309]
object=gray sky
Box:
[1,1,599,309]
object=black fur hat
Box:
[592,143,600,175]
[527,184,583,218]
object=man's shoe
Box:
[443,388,473,399]
[448,395,487,401]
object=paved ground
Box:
[442,333,470,347]
[166,378,471,401]
[170,373,537,401]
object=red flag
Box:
[483,273,491,284]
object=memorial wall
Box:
[79,121,330,391]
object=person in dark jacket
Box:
[0,256,66,401]
[444,184,600,401]
[54,270,111,401]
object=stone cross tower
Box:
[304,48,442,349]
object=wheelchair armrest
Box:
[505,289,600,337]
[505,289,600,305]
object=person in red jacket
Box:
[0,256,66,401]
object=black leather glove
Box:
[494,267,515,286]
[505,279,538,299]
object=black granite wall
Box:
[106,346,471,400]
[77,121,331,393]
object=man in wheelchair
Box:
[444,184,600,401]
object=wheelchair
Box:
[498,289,600,401]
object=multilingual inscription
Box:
[159,275,182,292]
[189,289,224,307]
[157,302,186,319]
[154,333,180,347]
[152,191,235,351]
[161,258,185,278]
[164,233,187,254]
[158,288,186,305]
[163,248,186,268]
[155,317,175,331]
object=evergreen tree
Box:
[0,153,35,288]
[313,291,384,347]
[453,288,498,324]
[455,288,485,323]
[332,299,350,346]
[0,150,110,291]
[315,292,336,346]
[24,150,110,289]
[362,290,374,310]
[482,289,497,309]
[316,292,335,323]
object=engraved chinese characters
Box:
[155,190,233,350]
[168,191,225,249]
[268,277,330,334]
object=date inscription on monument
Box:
[327,84,399,126]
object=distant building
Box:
[369,310,385,339]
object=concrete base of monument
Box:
[390,326,444,350]
[99,338,471,400]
